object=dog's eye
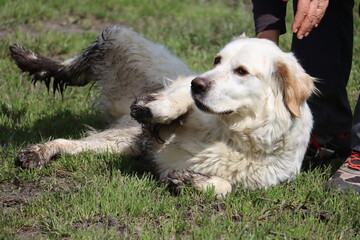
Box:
[234,67,248,76]
[214,56,221,66]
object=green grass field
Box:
[1,0,360,239]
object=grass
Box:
[0,0,360,239]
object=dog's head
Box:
[191,38,315,118]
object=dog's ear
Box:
[233,33,248,40]
[276,56,315,118]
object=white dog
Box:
[10,26,314,195]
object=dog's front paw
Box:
[16,144,53,169]
[130,94,156,124]
[131,94,181,125]
[160,169,210,194]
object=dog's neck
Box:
[217,103,293,154]
[219,106,257,127]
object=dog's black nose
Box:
[191,77,210,94]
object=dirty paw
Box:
[130,94,156,124]
[16,145,51,169]
[131,93,186,125]
[160,169,210,194]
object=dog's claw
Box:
[16,145,49,169]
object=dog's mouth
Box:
[193,97,233,115]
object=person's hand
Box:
[291,0,329,39]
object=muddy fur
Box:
[10,25,314,196]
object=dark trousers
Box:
[252,0,354,136]
[292,0,354,136]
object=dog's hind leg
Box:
[17,116,142,168]
[9,44,96,94]
[10,26,195,120]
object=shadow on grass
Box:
[105,154,155,178]
[0,103,107,147]
[0,102,153,177]
[301,156,346,176]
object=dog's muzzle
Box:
[191,77,233,115]
[191,77,210,96]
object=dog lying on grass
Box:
[9,25,314,196]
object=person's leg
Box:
[292,0,354,159]
[325,3,360,194]
[252,0,287,44]
[292,0,354,136]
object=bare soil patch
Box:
[1,16,128,37]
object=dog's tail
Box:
[9,39,108,94]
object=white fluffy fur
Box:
[16,26,314,195]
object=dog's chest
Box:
[154,125,246,178]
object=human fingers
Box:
[293,0,329,39]
[292,0,310,35]
[296,0,328,38]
